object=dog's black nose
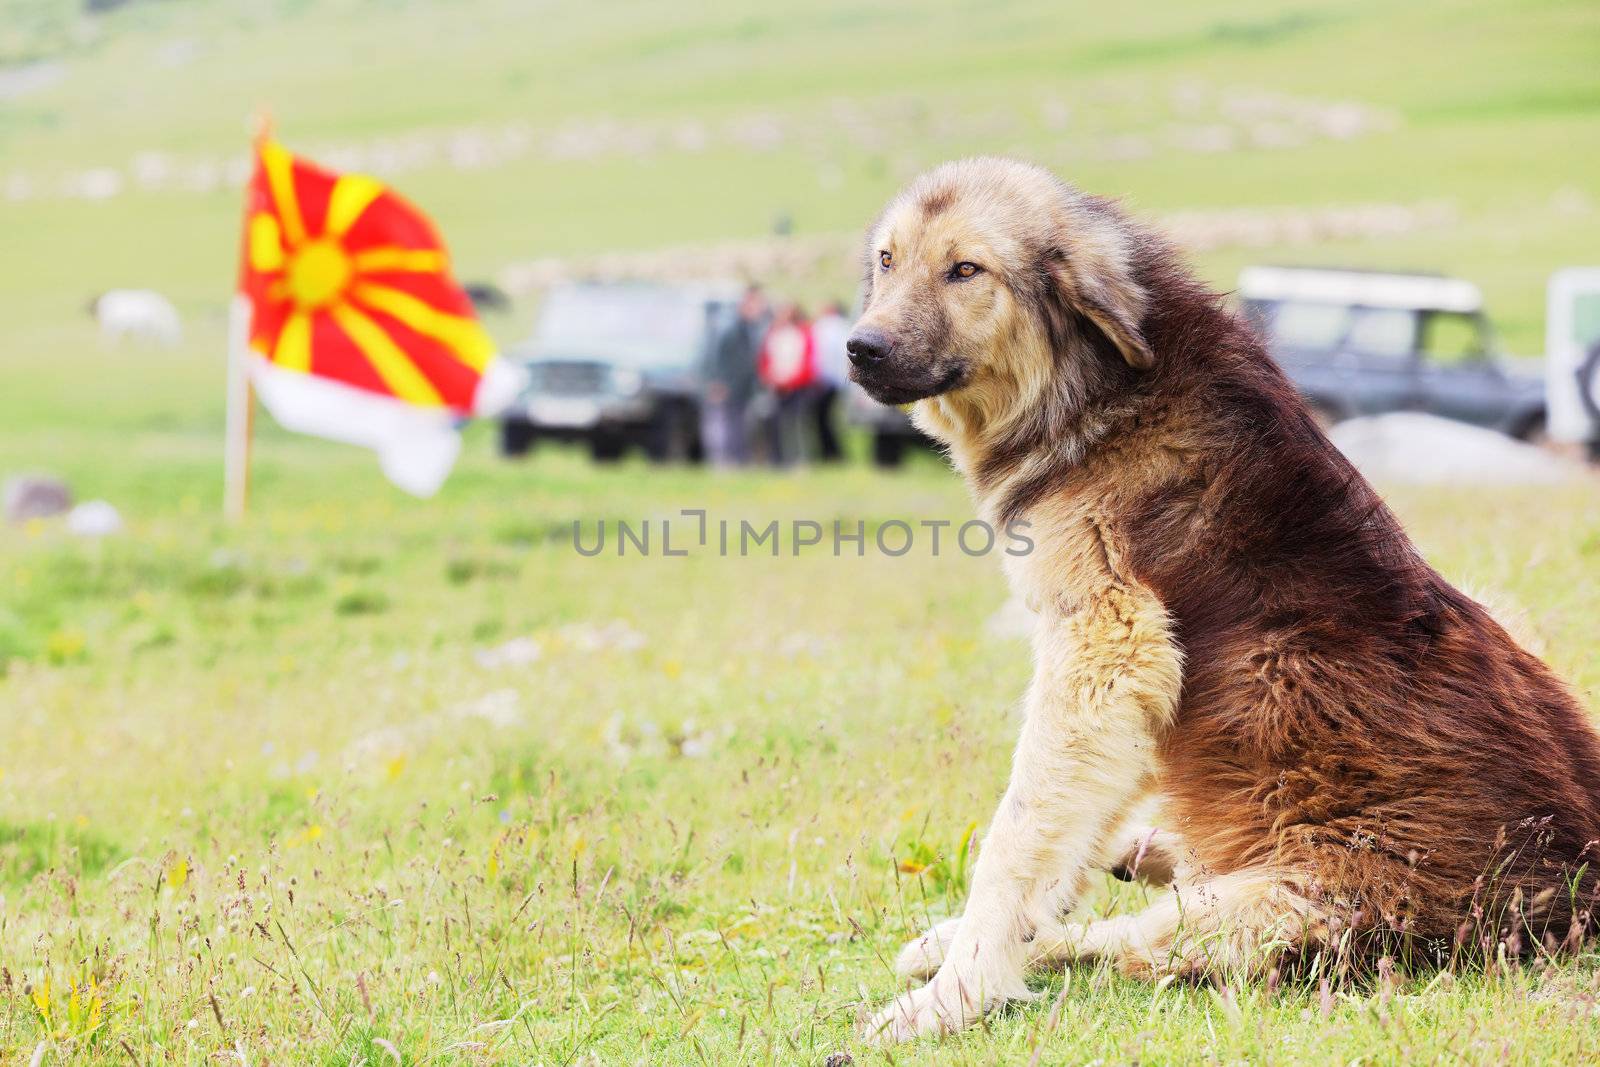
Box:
[846,328,892,367]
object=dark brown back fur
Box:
[1107,249,1600,942]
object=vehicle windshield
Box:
[530,286,707,367]
[1346,307,1416,358]
[1567,293,1600,350]
[1268,301,1350,349]
[1259,300,1419,358]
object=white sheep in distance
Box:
[90,289,183,346]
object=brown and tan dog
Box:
[848,158,1600,1042]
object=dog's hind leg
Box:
[1097,818,1194,888]
[894,917,963,981]
[897,830,1203,983]
[1037,869,1324,980]
[895,804,1191,981]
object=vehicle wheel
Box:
[646,405,696,464]
[500,418,537,457]
[590,433,626,463]
[1580,342,1600,425]
[872,432,905,468]
[1511,409,1549,446]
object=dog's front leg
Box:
[865,586,1180,1043]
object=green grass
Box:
[3,0,1600,1061]
[2,449,1600,1063]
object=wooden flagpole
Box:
[224,111,273,522]
[223,294,254,522]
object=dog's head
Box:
[848,158,1152,416]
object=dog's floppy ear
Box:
[1043,198,1154,370]
[1071,268,1154,370]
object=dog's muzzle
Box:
[846,327,967,405]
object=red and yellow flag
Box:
[238,138,495,414]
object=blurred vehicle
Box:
[1239,266,1547,440]
[463,282,511,314]
[1544,268,1600,457]
[500,281,739,462]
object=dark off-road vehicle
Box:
[1240,266,1547,439]
[500,282,740,462]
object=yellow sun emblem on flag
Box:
[239,139,494,413]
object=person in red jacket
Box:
[757,303,817,466]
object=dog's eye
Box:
[951,262,982,280]
[878,251,893,271]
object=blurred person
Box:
[703,285,767,466]
[809,299,850,462]
[756,302,817,466]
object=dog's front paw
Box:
[861,966,1034,1044]
[894,917,962,981]
[862,973,971,1044]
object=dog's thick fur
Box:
[849,158,1600,1042]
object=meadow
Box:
[3,450,1600,1064]
[3,0,1600,1062]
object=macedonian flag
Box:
[235,137,521,496]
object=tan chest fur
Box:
[925,398,1194,620]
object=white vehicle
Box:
[1545,268,1600,456]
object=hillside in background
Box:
[0,0,1596,428]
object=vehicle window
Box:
[1241,300,1273,333]
[1421,312,1487,363]
[1267,301,1350,349]
[533,287,706,367]
[1572,293,1600,348]
[1345,307,1416,358]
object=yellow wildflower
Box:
[46,628,86,663]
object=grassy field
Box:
[3,0,1600,1062]
[3,451,1600,1063]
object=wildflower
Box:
[67,977,103,1033]
[166,857,189,890]
[284,824,324,849]
[45,628,86,663]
